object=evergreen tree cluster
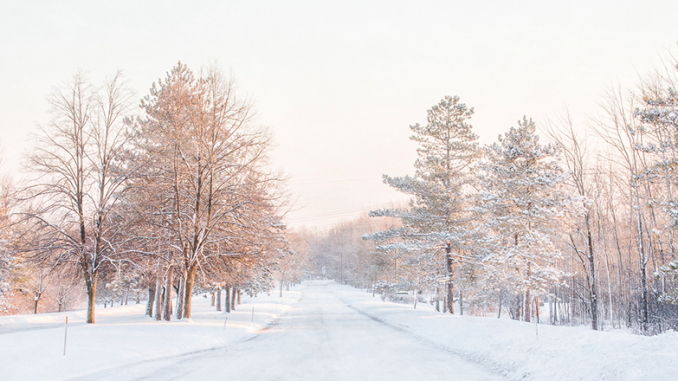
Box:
[351,68,678,334]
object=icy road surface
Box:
[72,282,503,381]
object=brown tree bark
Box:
[86,271,98,324]
[183,264,197,318]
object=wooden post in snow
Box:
[63,316,69,356]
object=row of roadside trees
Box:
[305,60,678,335]
[1,62,290,323]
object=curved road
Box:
[76,282,504,381]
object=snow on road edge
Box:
[332,283,678,381]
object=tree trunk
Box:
[146,285,156,317]
[514,293,522,321]
[459,289,464,315]
[413,288,417,309]
[524,288,531,322]
[555,289,560,325]
[549,288,554,325]
[163,269,173,321]
[633,189,649,333]
[435,287,440,312]
[225,286,231,313]
[231,288,237,311]
[524,262,531,322]
[216,288,222,311]
[86,270,98,324]
[640,260,649,333]
[445,243,454,314]
[585,214,599,331]
[238,289,241,305]
[154,277,162,321]
[176,273,185,320]
[280,278,284,297]
[183,264,198,319]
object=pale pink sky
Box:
[1,0,677,229]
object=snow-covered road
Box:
[5,281,678,380]
[71,282,503,381]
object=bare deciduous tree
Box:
[19,71,134,323]
[133,63,285,319]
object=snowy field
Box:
[1,281,677,380]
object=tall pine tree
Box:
[480,117,570,322]
[367,96,481,313]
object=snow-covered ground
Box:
[335,285,678,381]
[0,290,301,381]
[1,281,677,380]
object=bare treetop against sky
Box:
[1,0,677,229]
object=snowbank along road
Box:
[73,282,504,381]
